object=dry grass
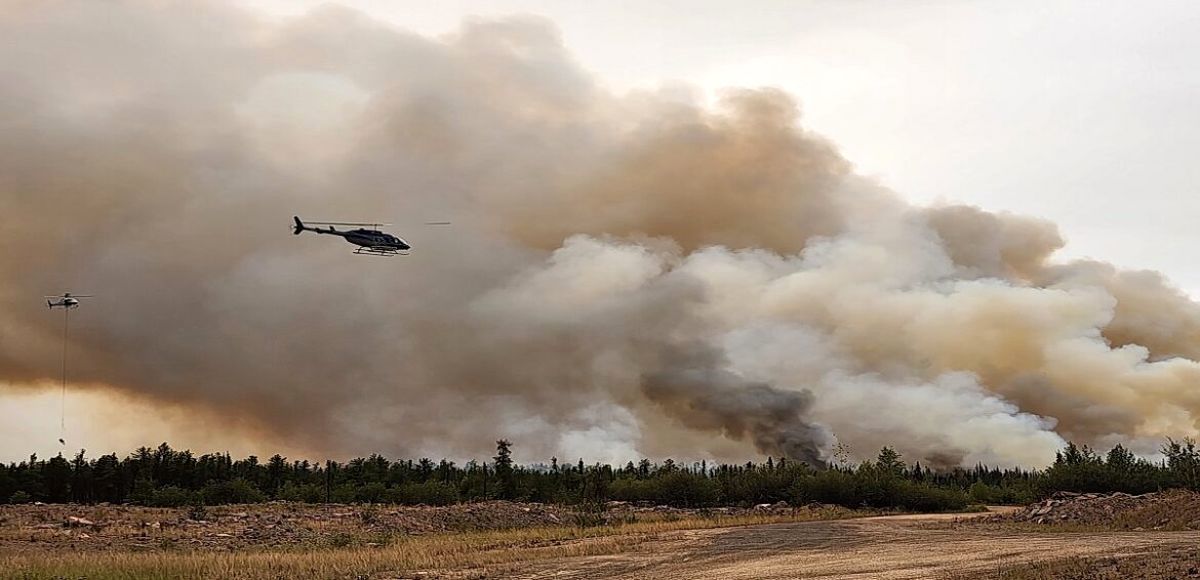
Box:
[0,501,580,554]
[930,513,1200,535]
[1,509,859,580]
[923,520,1140,534]
[945,545,1200,580]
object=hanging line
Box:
[60,307,68,445]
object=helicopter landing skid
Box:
[354,247,408,257]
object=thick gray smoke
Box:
[4,1,1200,467]
[643,346,830,467]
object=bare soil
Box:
[467,509,1200,579]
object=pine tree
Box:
[493,440,515,499]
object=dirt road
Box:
[482,509,1200,579]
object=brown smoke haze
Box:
[3,1,1200,467]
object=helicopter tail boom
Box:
[293,216,346,236]
[293,216,358,239]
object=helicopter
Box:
[46,292,92,446]
[292,216,449,256]
[45,292,92,309]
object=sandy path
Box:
[478,509,1200,579]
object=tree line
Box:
[3,439,1198,511]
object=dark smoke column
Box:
[642,362,832,468]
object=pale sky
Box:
[242,0,1200,294]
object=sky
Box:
[4,0,1200,466]
[241,0,1200,294]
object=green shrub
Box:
[277,481,324,503]
[199,479,266,505]
[330,483,357,504]
[792,470,859,507]
[355,482,387,504]
[610,471,719,507]
[149,486,194,507]
[968,481,995,503]
[791,469,967,512]
[388,481,459,506]
[894,481,968,512]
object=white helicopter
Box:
[45,292,92,309]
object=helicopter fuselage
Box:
[292,217,416,256]
[47,296,81,309]
[306,225,409,251]
[340,228,410,251]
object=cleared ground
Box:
[474,509,1200,580]
[7,504,1199,579]
[0,502,862,579]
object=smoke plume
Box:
[3,1,1200,467]
[643,345,831,468]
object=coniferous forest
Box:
[4,439,1200,512]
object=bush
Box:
[571,512,609,527]
[8,491,31,504]
[791,469,967,512]
[894,481,968,512]
[608,478,651,503]
[330,483,357,504]
[571,500,610,527]
[792,470,859,507]
[610,471,719,507]
[355,482,387,504]
[129,477,155,505]
[855,469,902,508]
[387,481,459,506]
[187,504,208,521]
[968,481,995,503]
[199,479,266,505]
[720,468,801,505]
[277,481,324,503]
[966,481,1035,505]
[149,486,194,507]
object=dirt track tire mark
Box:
[482,511,1200,580]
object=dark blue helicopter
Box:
[293,216,448,256]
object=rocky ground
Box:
[995,489,1200,530]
